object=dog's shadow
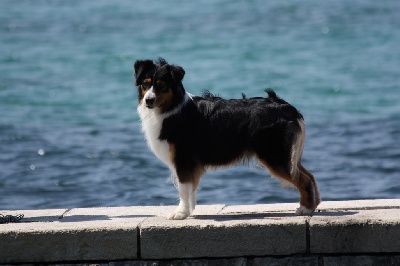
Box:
[192,210,358,221]
[17,210,358,223]
[19,214,155,223]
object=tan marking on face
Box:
[156,80,165,86]
[157,87,174,112]
[143,78,152,86]
[139,78,152,105]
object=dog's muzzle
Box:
[145,97,155,108]
[144,88,156,108]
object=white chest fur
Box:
[138,104,173,170]
[137,92,192,175]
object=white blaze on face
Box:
[143,86,156,104]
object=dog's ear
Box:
[170,64,185,84]
[134,60,154,86]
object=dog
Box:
[134,58,320,220]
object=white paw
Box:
[296,205,314,215]
[167,210,190,220]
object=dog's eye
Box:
[156,81,168,92]
[142,79,152,89]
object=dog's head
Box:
[134,58,186,113]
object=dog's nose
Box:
[145,97,155,108]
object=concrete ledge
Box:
[311,203,400,254]
[1,199,400,264]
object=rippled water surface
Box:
[1,0,399,209]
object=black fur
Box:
[134,58,320,216]
[159,89,304,181]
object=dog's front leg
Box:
[167,182,193,220]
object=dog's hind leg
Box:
[292,165,319,215]
[258,159,319,215]
[256,119,320,215]
[291,120,320,214]
[298,162,321,208]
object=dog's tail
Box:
[265,88,304,120]
[265,88,278,99]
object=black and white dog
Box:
[134,58,320,220]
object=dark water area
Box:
[1,0,399,209]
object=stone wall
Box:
[1,199,399,265]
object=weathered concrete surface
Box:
[140,204,307,259]
[323,255,394,266]
[0,208,67,222]
[0,206,172,263]
[310,208,400,254]
[310,199,400,254]
[0,221,137,263]
[317,199,400,211]
[0,205,224,264]
[1,199,400,264]
[0,207,139,263]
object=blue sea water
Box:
[0,0,399,210]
